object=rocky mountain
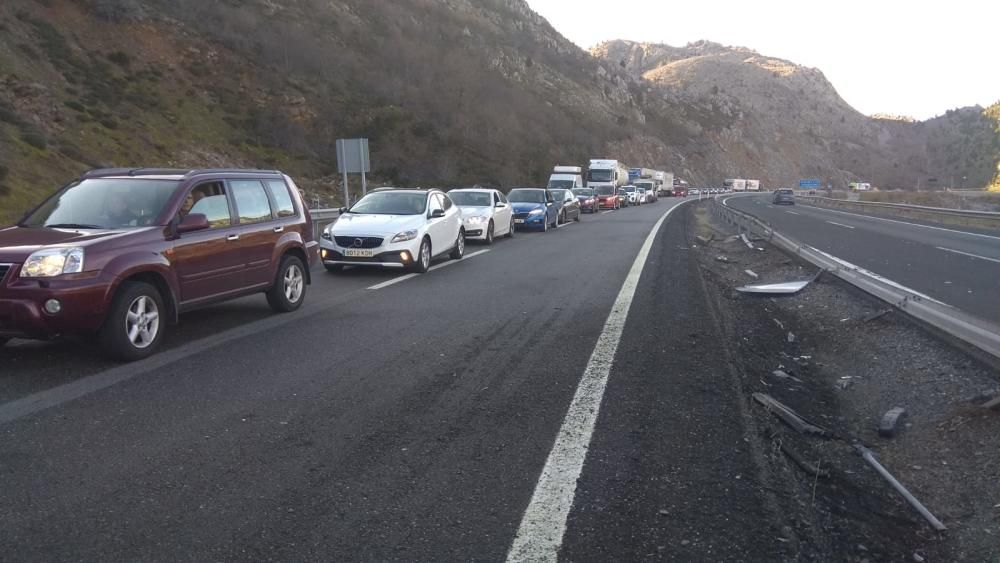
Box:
[0,1,996,219]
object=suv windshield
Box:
[572,189,593,196]
[508,189,545,203]
[349,192,427,215]
[547,179,575,189]
[449,192,492,207]
[19,178,179,229]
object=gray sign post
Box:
[336,138,371,206]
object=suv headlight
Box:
[391,229,418,243]
[21,247,85,278]
[466,216,488,224]
[322,224,333,240]
[529,208,545,215]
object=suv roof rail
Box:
[82,168,283,179]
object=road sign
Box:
[336,138,371,205]
[799,179,822,189]
[628,168,641,181]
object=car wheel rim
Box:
[458,232,465,255]
[421,242,430,268]
[487,224,493,242]
[284,264,304,303]
[125,295,160,349]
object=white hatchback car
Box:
[448,188,514,244]
[320,188,465,273]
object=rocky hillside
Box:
[594,39,1000,191]
[0,1,996,219]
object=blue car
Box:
[508,188,558,232]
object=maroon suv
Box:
[0,168,319,360]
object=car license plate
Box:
[344,249,374,258]
[514,219,525,224]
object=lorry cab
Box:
[547,166,584,191]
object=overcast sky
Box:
[525,0,999,120]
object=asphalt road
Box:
[0,199,787,561]
[725,194,1000,324]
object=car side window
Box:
[545,191,554,203]
[230,179,274,225]
[494,192,502,205]
[428,194,444,215]
[265,179,297,218]
[185,181,232,229]
[442,194,454,211]
[498,192,508,204]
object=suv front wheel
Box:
[99,281,165,361]
[267,255,307,313]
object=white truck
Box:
[725,179,747,192]
[588,159,629,206]
[746,179,761,192]
[654,171,675,197]
[547,166,584,191]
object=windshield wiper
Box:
[44,223,104,229]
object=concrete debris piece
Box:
[787,332,797,343]
[771,369,803,383]
[878,407,908,438]
[913,552,926,562]
[835,379,854,390]
[740,234,754,248]
[736,280,811,295]
[773,318,785,330]
[752,393,832,437]
[695,235,713,245]
[716,255,731,263]
[855,445,947,531]
[744,269,759,279]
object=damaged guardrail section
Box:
[710,197,1000,361]
[796,196,1000,230]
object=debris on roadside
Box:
[716,255,732,263]
[771,369,803,383]
[767,430,831,478]
[736,280,812,295]
[855,445,947,531]
[878,407,908,438]
[744,269,759,279]
[787,332,797,343]
[740,234,755,249]
[695,235,713,245]
[753,392,831,437]
[982,396,1000,411]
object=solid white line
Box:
[803,204,1000,241]
[506,201,690,563]
[826,221,856,230]
[936,246,1000,264]
[555,221,575,229]
[601,210,612,214]
[785,210,800,215]
[366,249,491,290]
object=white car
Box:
[320,188,465,273]
[448,188,515,244]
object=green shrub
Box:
[107,51,131,68]
[64,100,86,112]
[0,164,8,181]
[20,126,48,149]
[99,117,119,129]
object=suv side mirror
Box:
[338,207,348,214]
[430,209,445,218]
[177,213,210,234]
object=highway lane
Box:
[0,198,787,561]
[726,195,1000,324]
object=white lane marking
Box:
[936,246,1000,264]
[785,210,800,215]
[506,201,690,562]
[801,204,1000,241]
[366,249,491,290]
[601,210,612,214]
[555,221,575,229]
[826,221,856,230]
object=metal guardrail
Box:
[796,196,1000,228]
[710,196,1000,361]
[309,208,341,241]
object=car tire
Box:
[410,237,431,273]
[98,281,166,362]
[574,209,581,222]
[541,217,548,232]
[449,229,465,260]
[507,217,515,238]
[267,254,307,313]
[324,263,343,274]
[485,220,494,245]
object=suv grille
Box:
[334,236,384,249]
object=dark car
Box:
[572,188,600,213]
[772,188,796,205]
[0,168,318,361]
[548,189,582,224]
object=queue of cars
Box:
[0,172,670,362]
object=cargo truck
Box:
[547,166,584,190]
[588,159,629,209]
[724,179,747,192]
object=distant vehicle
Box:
[725,179,747,192]
[636,186,651,204]
[594,185,621,210]
[572,188,600,213]
[850,182,872,191]
[746,179,761,192]
[630,169,660,202]
[656,172,675,197]
[0,168,318,361]
[549,188,582,224]
[690,189,701,196]
[772,188,796,205]
[449,188,514,244]
[635,180,657,203]
[547,166,584,191]
[622,185,640,206]
[509,188,558,231]
[323,188,464,274]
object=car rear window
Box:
[266,180,297,218]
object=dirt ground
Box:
[690,202,1000,562]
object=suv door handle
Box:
[273,226,284,233]
[226,234,240,241]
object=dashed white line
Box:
[803,204,1000,241]
[601,210,612,214]
[826,221,856,230]
[367,249,491,290]
[555,221,575,229]
[936,246,1000,264]
[785,210,800,215]
[506,201,690,563]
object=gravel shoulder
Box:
[692,201,1000,561]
